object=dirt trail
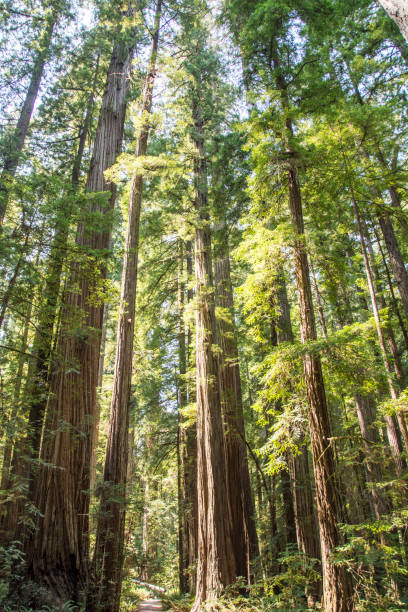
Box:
[137,598,163,611]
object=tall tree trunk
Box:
[370,222,408,354]
[0,6,59,224]
[190,99,236,612]
[214,237,259,584]
[378,0,408,42]
[376,210,408,326]
[290,199,353,609]
[183,240,198,594]
[342,65,408,326]
[24,30,135,606]
[340,145,407,472]
[353,393,391,519]
[0,297,34,536]
[91,6,161,610]
[274,272,322,602]
[0,221,32,332]
[141,475,150,581]
[270,38,353,607]
[366,231,407,389]
[0,91,96,549]
[351,196,406,475]
[177,239,189,594]
[310,260,328,339]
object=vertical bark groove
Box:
[91,6,161,609]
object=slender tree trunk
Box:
[177,239,189,594]
[310,260,328,339]
[177,418,186,592]
[91,6,161,610]
[280,467,296,546]
[270,41,353,604]
[90,303,109,495]
[356,211,406,473]
[274,273,322,602]
[371,223,408,354]
[214,237,259,584]
[0,7,59,224]
[0,228,31,331]
[344,169,406,474]
[141,476,150,581]
[0,298,33,536]
[191,99,236,612]
[376,210,408,326]
[353,394,391,519]
[342,68,408,326]
[378,0,408,42]
[366,231,407,389]
[183,240,198,594]
[24,31,135,606]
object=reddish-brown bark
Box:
[24,34,135,605]
[0,7,59,224]
[214,242,259,583]
[191,101,236,612]
[91,6,161,609]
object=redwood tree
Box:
[185,20,236,610]
[214,234,259,583]
[23,14,137,603]
[0,0,63,225]
[91,2,162,609]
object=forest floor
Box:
[137,598,163,611]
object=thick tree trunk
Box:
[0,93,96,549]
[191,102,236,612]
[378,0,408,42]
[91,6,161,610]
[0,8,59,224]
[214,240,259,584]
[24,34,135,606]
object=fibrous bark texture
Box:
[182,241,198,594]
[24,37,134,605]
[91,5,161,610]
[214,241,259,583]
[287,165,354,611]
[378,0,408,42]
[274,273,322,602]
[191,102,236,612]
